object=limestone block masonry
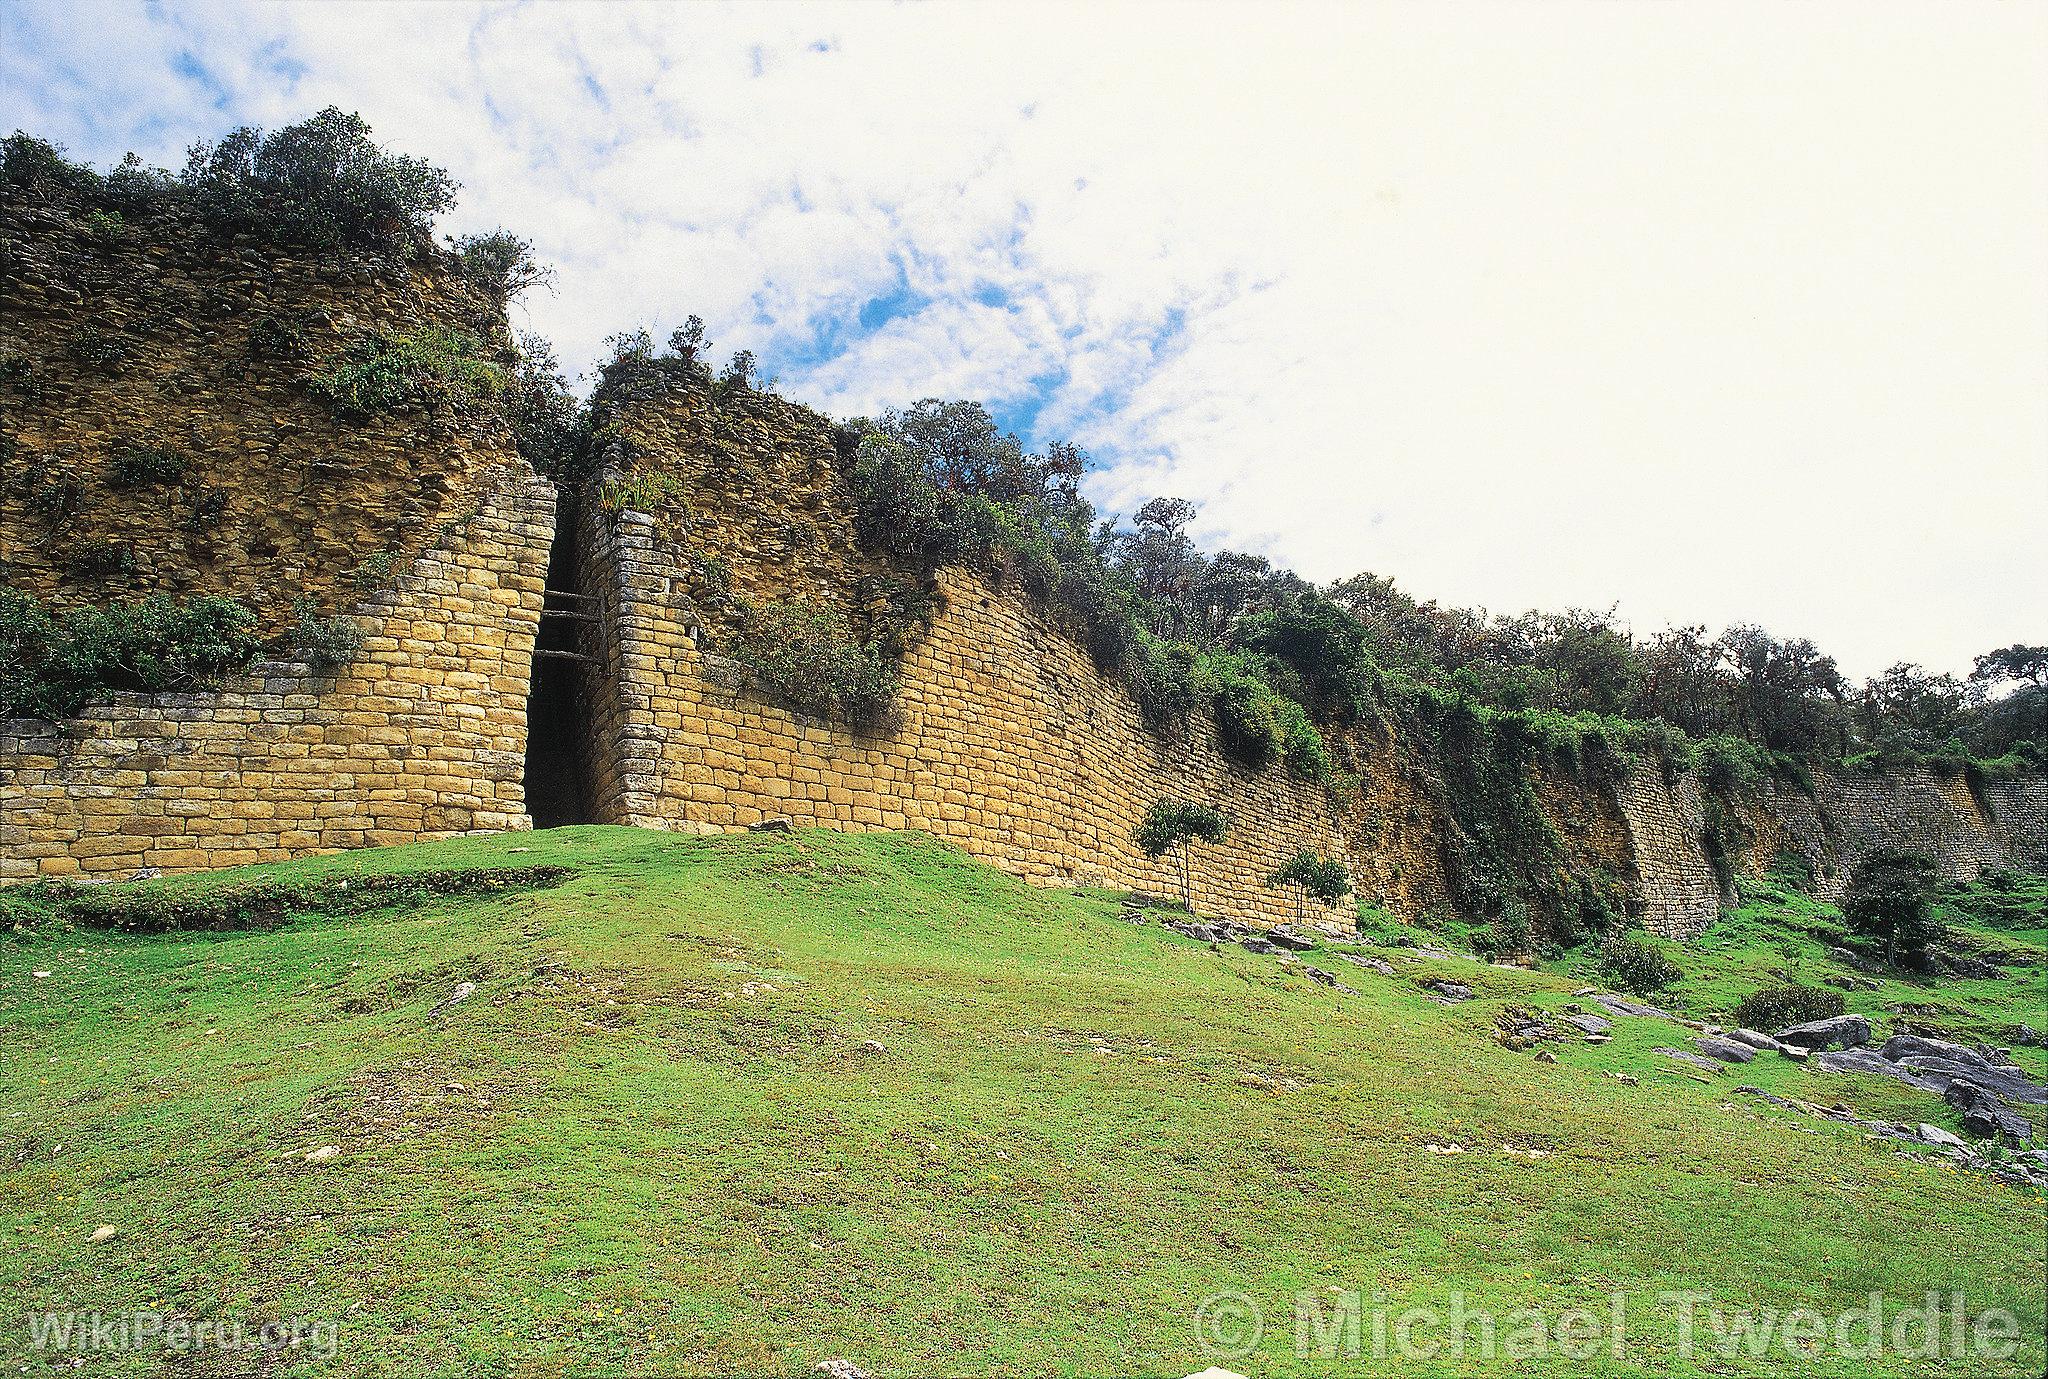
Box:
[579,501,1351,926]
[0,469,555,880]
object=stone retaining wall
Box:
[576,503,1350,925]
[0,469,554,881]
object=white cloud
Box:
[3,0,2042,677]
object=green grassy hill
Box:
[3,828,2042,1376]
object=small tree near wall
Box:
[1134,799,1229,914]
[1267,850,1352,924]
[1842,849,1944,970]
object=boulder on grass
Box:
[1693,1035,1757,1064]
[1772,1014,1871,1052]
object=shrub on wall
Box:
[179,107,457,256]
[107,444,185,488]
[289,597,364,669]
[453,231,552,300]
[0,591,261,720]
[727,600,897,726]
[308,326,504,418]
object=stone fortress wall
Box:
[0,208,2041,928]
[0,471,554,882]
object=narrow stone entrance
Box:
[523,489,601,826]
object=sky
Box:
[3,0,2043,680]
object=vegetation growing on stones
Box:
[107,443,185,488]
[0,590,262,719]
[289,598,364,670]
[177,107,458,257]
[307,326,504,418]
[726,600,897,727]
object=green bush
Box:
[1277,700,1333,782]
[0,591,261,720]
[108,444,185,488]
[454,230,552,300]
[1209,657,1283,768]
[180,107,457,255]
[1598,929,1682,994]
[1474,905,1534,961]
[308,326,503,418]
[1697,733,1766,793]
[247,312,312,361]
[1128,636,1202,729]
[727,601,896,725]
[0,132,100,196]
[290,598,363,669]
[1732,984,1845,1033]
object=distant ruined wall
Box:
[0,471,553,881]
[1743,768,2048,901]
[1614,770,1726,938]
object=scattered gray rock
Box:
[1917,1123,1970,1150]
[88,1224,119,1244]
[1693,1035,1758,1064]
[1336,953,1396,977]
[1896,1056,2048,1106]
[1298,966,1357,994]
[1655,1047,1727,1073]
[749,817,795,833]
[1730,1029,1783,1052]
[1945,1082,2034,1142]
[1733,1086,2046,1190]
[2010,1023,2044,1048]
[1880,1033,1988,1067]
[1418,978,1471,1004]
[812,1362,871,1379]
[1593,994,1671,1020]
[1239,936,1282,956]
[1556,1012,1612,1037]
[1810,1047,1937,1089]
[1268,927,1319,952]
[303,1145,341,1163]
[428,981,477,1019]
[1772,1014,1870,1051]
[858,1039,886,1056]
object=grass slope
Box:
[3,827,2042,1377]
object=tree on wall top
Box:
[1134,799,1228,914]
[1266,849,1352,925]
